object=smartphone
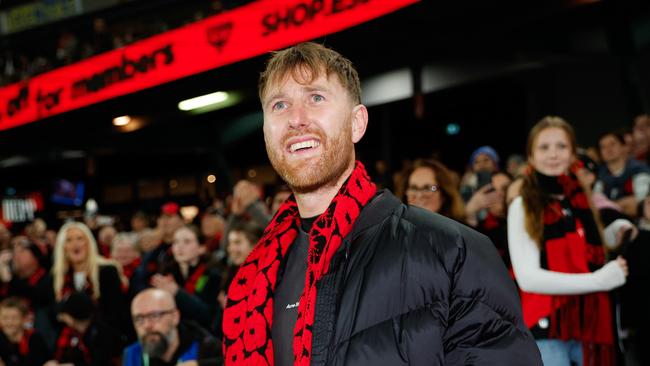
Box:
[476,171,493,190]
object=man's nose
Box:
[288,104,309,129]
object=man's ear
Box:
[351,104,368,143]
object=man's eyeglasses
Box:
[406,185,439,196]
[132,309,175,326]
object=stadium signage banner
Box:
[0,0,418,131]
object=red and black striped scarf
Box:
[521,163,615,366]
[55,326,92,365]
[222,161,376,366]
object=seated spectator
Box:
[152,225,221,326]
[137,228,162,255]
[130,211,150,234]
[219,180,271,252]
[131,204,182,294]
[595,131,650,217]
[47,292,122,366]
[200,208,225,254]
[98,226,117,258]
[404,159,465,222]
[0,236,50,306]
[47,222,132,346]
[218,220,263,310]
[111,233,142,281]
[123,288,221,366]
[0,297,50,366]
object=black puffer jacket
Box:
[310,191,541,365]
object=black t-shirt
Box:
[0,330,50,366]
[272,217,315,366]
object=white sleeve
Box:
[603,219,635,249]
[632,172,650,201]
[507,197,626,295]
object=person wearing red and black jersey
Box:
[0,297,50,366]
[508,117,628,365]
[0,236,50,308]
[152,225,221,327]
[48,292,122,366]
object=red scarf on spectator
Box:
[55,326,92,365]
[222,161,376,366]
[521,163,615,366]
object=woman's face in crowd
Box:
[530,127,573,176]
[407,166,443,213]
[172,228,204,265]
[64,228,89,266]
[227,231,254,266]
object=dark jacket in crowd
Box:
[163,258,222,326]
[123,320,222,366]
[305,190,541,365]
[0,329,50,366]
[53,320,123,366]
[42,265,134,348]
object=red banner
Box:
[0,0,419,131]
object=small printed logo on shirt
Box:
[285,301,299,310]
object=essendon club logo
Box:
[206,22,234,52]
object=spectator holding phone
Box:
[460,146,501,201]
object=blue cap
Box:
[470,146,500,167]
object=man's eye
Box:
[312,94,324,102]
[272,101,286,111]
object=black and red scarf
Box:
[167,259,208,295]
[54,326,92,365]
[222,161,376,366]
[18,329,34,356]
[521,162,615,366]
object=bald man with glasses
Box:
[123,288,221,366]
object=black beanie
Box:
[59,292,94,320]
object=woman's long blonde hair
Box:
[52,221,124,301]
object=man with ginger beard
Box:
[123,288,220,366]
[222,42,541,366]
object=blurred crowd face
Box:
[271,191,291,214]
[139,229,162,253]
[0,306,25,340]
[131,215,149,232]
[11,240,38,278]
[157,214,183,243]
[262,71,358,193]
[530,127,573,177]
[64,227,90,267]
[488,173,511,217]
[406,166,443,214]
[227,230,254,266]
[171,227,204,266]
[112,240,140,268]
[131,290,179,359]
[98,226,116,246]
[201,214,224,239]
[473,153,497,173]
[599,134,626,165]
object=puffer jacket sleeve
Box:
[442,226,542,365]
